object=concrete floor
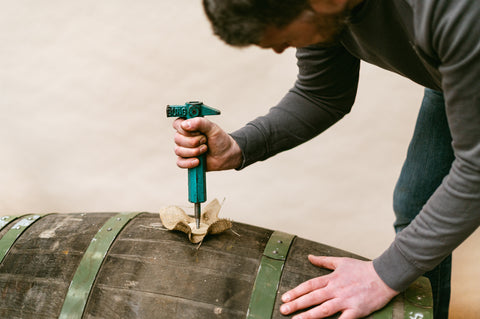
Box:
[0,1,478,317]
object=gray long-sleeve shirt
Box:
[231,0,480,291]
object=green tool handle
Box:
[188,153,206,204]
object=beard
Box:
[311,9,351,44]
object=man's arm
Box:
[173,43,360,173]
[231,43,360,168]
[373,0,480,292]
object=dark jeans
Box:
[393,88,455,319]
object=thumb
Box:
[308,255,340,270]
[182,117,215,134]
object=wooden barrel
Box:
[0,213,432,319]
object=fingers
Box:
[280,286,333,317]
[173,117,216,135]
[281,276,329,311]
[175,149,206,169]
[308,255,340,270]
[281,255,340,303]
[280,255,340,309]
[174,131,206,148]
[279,256,347,317]
[174,137,207,169]
[290,299,344,319]
[172,118,210,169]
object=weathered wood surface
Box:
[0,213,112,319]
[0,212,429,318]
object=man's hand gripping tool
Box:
[166,101,221,229]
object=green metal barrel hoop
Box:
[0,215,25,232]
[403,276,433,319]
[59,212,142,319]
[246,230,296,319]
[369,276,433,318]
[0,214,45,264]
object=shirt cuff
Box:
[373,242,425,292]
[229,124,268,170]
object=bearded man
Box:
[172,0,480,318]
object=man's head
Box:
[203,0,356,53]
[202,0,310,47]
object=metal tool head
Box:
[166,101,221,119]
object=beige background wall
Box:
[0,1,478,316]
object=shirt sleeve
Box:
[230,43,360,169]
[374,0,480,292]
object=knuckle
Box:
[303,309,320,319]
[176,158,186,168]
[188,136,203,148]
[172,118,183,129]
[305,278,319,291]
[312,288,324,300]
[285,301,300,314]
[177,157,198,169]
[174,146,183,156]
[307,279,316,290]
[174,134,203,149]
[173,132,183,144]
[320,303,333,316]
[311,301,338,319]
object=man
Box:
[172,0,480,318]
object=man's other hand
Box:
[280,256,399,319]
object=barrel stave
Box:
[0,213,114,318]
[0,277,66,319]
[86,285,248,319]
[84,214,272,318]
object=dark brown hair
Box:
[202,0,310,46]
